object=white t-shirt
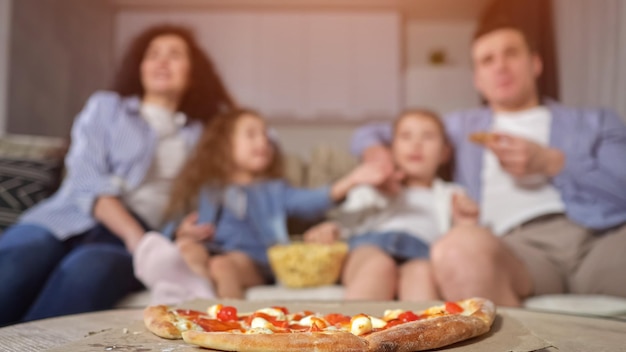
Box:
[122,103,188,230]
[480,106,565,235]
[337,180,461,244]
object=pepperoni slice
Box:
[397,311,420,322]
[288,324,310,332]
[324,313,351,326]
[193,318,243,332]
[445,302,464,314]
[175,309,206,319]
[246,312,273,326]
[309,323,323,332]
[272,306,289,315]
[246,311,291,330]
[384,319,404,329]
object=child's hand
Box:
[349,161,394,188]
[330,161,393,201]
[361,146,404,194]
[330,162,393,201]
[175,211,215,242]
[452,192,479,226]
[303,221,341,244]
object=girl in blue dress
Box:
[163,110,386,298]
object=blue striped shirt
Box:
[19,91,203,240]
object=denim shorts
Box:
[348,231,430,262]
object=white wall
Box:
[116,10,401,121]
[0,0,11,135]
[404,20,479,114]
[7,0,115,137]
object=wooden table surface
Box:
[0,304,624,352]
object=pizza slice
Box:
[144,298,496,352]
[468,131,496,145]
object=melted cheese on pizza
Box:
[170,301,469,336]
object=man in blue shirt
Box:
[351,20,626,306]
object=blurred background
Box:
[0,0,624,158]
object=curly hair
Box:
[166,110,284,218]
[112,24,236,123]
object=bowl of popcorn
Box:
[268,241,348,288]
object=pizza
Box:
[144,297,496,352]
[468,131,495,145]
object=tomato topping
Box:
[291,311,315,322]
[175,309,205,319]
[217,306,238,322]
[246,312,273,326]
[324,313,351,326]
[271,319,289,329]
[288,324,310,332]
[245,311,290,330]
[445,302,464,314]
[385,319,404,329]
[309,322,323,332]
[397,311,420,322]
[307,317,328,332]
[194,318,243,332]
[272,306,289,315]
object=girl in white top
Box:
[305,110,479,301]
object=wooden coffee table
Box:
[0,301,624,352]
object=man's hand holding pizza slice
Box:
[469,131,564,178]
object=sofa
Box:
[0,134,67,231]
[2,134,625,320]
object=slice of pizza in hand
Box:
[468,131,496,146]
[144,297,496,352]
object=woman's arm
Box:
[65,92,149,251]
[65,92,128,214]
[93,196,146,253]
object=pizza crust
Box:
[143,305,184,339]
[366,314,487,352]
[366,297,496,352]
[183,330,369,352]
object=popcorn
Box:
[268,242,348,288]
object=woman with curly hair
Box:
[0,24,235,325]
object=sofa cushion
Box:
[0,158,63,230]
[0,135,67,230]
[307,146,357,188]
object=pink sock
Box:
[134,232,215,305]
